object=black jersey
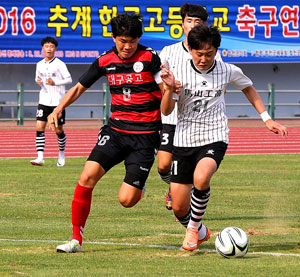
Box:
[79,44,162,134]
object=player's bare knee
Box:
[172,205,188,217]
[79,174,97,188]
[119,195,136,208]
[194,175,211,189]
[158,164,171,173]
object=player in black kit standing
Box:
[47,13,163,253]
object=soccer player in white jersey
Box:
[30,37,72,167]
[158,3,222,210]
[160,24,288,251]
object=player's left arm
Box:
[242,86,288,137]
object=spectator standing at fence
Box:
[30,36,72,167]
[158,3,223,210]
[160,24,288,251]
[47,13,163,253]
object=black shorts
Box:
[87,125,160,189]
[171,141,228,184]
[36,104,65,125]
[158,124,176,153]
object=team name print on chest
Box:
[107,61,145,86]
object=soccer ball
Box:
[215,227,249,258]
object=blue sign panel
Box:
[0,0,299,63]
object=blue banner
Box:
[0,0,299,63]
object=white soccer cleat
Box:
[30,158,44,166]
[56,239,82,253]
[57,152,65,167]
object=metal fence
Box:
[0,83,299,125]
[0,83,110,125]
[225,84,300,119]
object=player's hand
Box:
[46,78,55,86]
[36,77,42,86]
[265,120,288,137]
[47,111,60,130]
[160,65,175,89]
[174,80,182,96]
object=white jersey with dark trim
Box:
[174,59,253,147]
[36,57,72,106]
[159,41,223,125]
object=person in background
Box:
[47,13,163,253]
[158,3,223,210]
[160,24,288,251]
[30,36,72,167]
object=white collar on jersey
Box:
[190,59,216,74]
[44,57,56,64]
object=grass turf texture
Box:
[0,155,300,276]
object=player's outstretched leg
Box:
[56,183,93,253]
[182,187,211,250]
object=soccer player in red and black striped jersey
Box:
[47,13,164,253]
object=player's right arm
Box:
[47,82,87,130]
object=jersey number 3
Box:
[161,133,169,145]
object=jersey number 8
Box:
[123,88,131,101]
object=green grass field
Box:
[1,155,300,276]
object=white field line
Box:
[0,238,300,257]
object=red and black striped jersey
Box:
[79,44,162,134]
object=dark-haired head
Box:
[41,36,58,47]
[180,3,208,22]
[188,24,221,50]
[111,13,143,39]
